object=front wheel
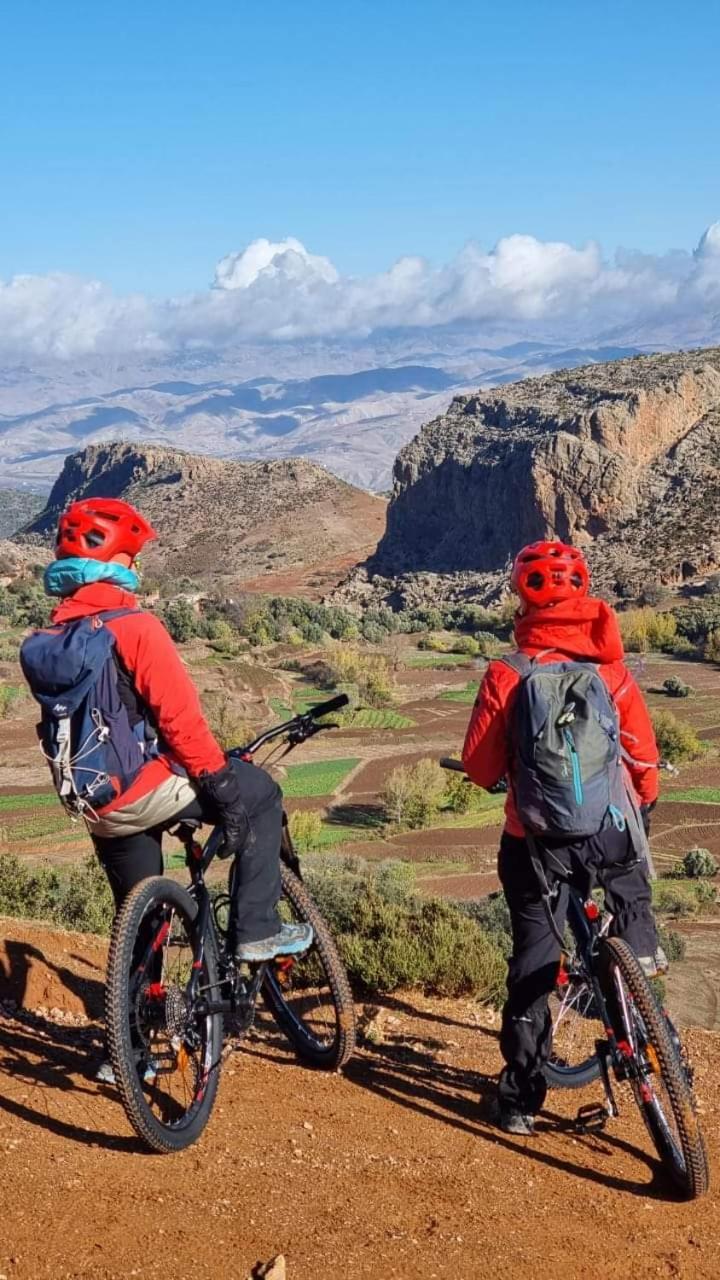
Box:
[600,937,709,1198]
[106,877,223,1154]
[262,864,356,1069]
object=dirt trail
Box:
[0,922,719,1280]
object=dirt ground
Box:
[0,919,719,1280]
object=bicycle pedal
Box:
[574,1104,610,1134]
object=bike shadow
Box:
[0,942,144,1153]
[343,1039,675,1201]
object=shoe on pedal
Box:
[637,945,669,979]
[499,1108,536,1137]
[95,1057,158,1087]
[235,922,313,963]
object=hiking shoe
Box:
[95,1058,158,1087]
[499,1109,536,1137]
[637,945,669,979]
[235,922,313,963]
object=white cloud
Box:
[0,227,718,359]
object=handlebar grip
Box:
[439,756,466,773]
[308,693,350,718]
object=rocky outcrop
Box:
[20,442,387,594]
[345,349,720,605]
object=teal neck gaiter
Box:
[44,557,140,598]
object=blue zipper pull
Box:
[563,727,584,805]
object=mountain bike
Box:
[440,758,709,1198]
[105,695,357,1154]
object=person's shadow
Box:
[0,941,142,1152]
[342,1021,674,1201]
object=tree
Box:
[160,598,198,643]
[382,759,447,828]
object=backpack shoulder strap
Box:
[499,651,534,678]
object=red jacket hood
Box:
[513,597,625,664]
[51,582,139,622]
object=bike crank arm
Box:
[595,1038,620,1119]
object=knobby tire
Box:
[106,876,223,1154]
[262,863,356,1069]
[600,937,709,1198]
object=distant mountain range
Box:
[0,338,648,492]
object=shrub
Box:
[202,691,255,751]
[474,630,503,657]
[339,889,506,998]
[443,770,474,814]
[417,634,448,652]
[0,683,25,719]
[673,602,720,643]
[288,809,324,852]
[658,925,686,963]
[204,618,242,654]
[662,677,692,698]
[669,637,698,658]
[704,631,720,664]
[619,608,677,653]
[681,847,719,879]
[159,597,199,643]
[450,635,480,657]
[652,880,699,917]
[382,758,447,828]
[457,892,513,958]
[0,852,114,934]
[324,647,394,708]
[651,710,706,763]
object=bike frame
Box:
[149,693,349,1028]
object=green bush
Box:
[662,677,692,698]
[0,683,25,719]
[474,630,503,658]
[704,631,720,664]
[443,770,474,814]
[620,608,677,653]
[669,637,698,658]
[159,597,199,643]
[651,710,706,763]
[288,809,324,852]
[450,635,480,657]
[681,847,719,878]
[0,852,114,934]
[657,925,686,963]
[340,890,506,997]
[673,602,720,643]
[457,892,513,958]
[382,758,447,828]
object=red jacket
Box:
[462,597,659,837]
[51,583,225,813]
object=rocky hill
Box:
[20,442,387,596]
[338,348,720,608]
[0,488,45,539]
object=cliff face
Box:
[364,349,720,600]
[21,442,387,594]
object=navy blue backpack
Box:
[20,609,154,818]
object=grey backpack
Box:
[503,652,638,842]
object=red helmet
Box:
[56,498,157,562]
[511,541,590,607]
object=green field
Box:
[663,787,720,805]
[405,653,474,669]
[440,681,478,704]
[340,708,416,730]
[0,792,57,813]
[281,757,360,797]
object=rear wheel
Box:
[544,956,601,1090]
[600,937,709,1198]
[262,864,356,1069]
[106,877,223,1154]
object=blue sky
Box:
[1,0,718,295]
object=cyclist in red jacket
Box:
[462,542,665,1136]
[35,499,311,1009]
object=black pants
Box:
[93,760,283,945]
[497,827,659,1116]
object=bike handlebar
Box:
[230,693,350,758]
[439,756,466,773]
